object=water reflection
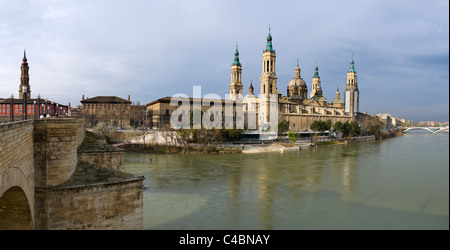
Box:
[124,133,448,229]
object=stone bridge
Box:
[0,118,144,230]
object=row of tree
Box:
[279,119,383,143]
[166,128,244,153]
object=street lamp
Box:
[34,100,37,119]
[10,94,14,121]
[37,94,40,118]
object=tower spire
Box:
[233,41,241,66]
[345,52,359,117]
[294,58,301,78]
[230,42,243,100]
[313,60,320,78]
[348,52,356,73]
[22,49,28,66]
[310,59,321,98]
[19,50,31,99]
[265,25,274,52]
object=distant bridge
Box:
[402,126,449,134]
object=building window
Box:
[166,110,169,116]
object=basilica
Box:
[231,27,358,131]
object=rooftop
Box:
[81,96,131,104]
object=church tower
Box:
[260,26,277,96]
[260,26,278,124]
[19,50,31,99]
[287,58,308,101]
[230,43,243,101]
[248,80,254,95]
[310,61,321,98]
[332,86,344,108]
[344,54,359,117]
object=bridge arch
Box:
[0,167,35,230]
[402,127,448,133]
[0,120,35,229]
[0,186,33,230]
[403,127,434,133]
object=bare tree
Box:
[176,129,192,153]
[195,128,222,153]
[130,102,145,129]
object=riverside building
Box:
[0,51,69,122]
[146,27,359,132]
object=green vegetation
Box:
[370,124,382,138]
[221,129,244,142]
[78,130,116,152]
[310,120,331,133]
[278,120,290,135]
[287,131,299,143]
[332,121,361,138]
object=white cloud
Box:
[0,0,447,121]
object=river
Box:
[123,131,449,230]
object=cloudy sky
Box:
[0,0,448,122]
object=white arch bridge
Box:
[402,126,449,133]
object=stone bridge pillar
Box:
[34,118,78,187]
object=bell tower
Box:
[260,26,277,96]
[259,26,278,124]
[19,50,31,99]
[310,61,321,98]
[230,42,243,101]
[344,54,359,117]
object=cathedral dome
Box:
[244,93,257,101]
[332,99,344,104]
[288,78,307,88]
[312,95,327,102]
